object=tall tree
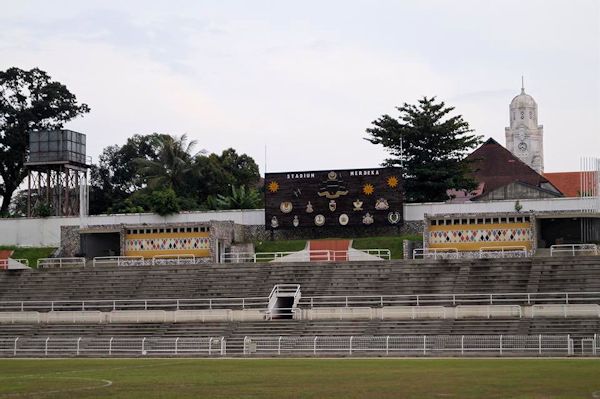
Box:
[0,67,89,215]
[366,96,482,202]
[134,134,201,192]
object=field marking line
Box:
[0,376,112,398]
[592,390,600,398]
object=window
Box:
[520,111,524,119]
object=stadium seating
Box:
[1,256,599,356]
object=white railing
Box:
[2,291,600,313]
[152,254,196,265]
[0,259,30,269]
[37,257,86,268]
[243,335,573,356]
[479,246,528,258]
[0,336,226,357]
[0,259,7,270]
[92,256,145,267]
[413,248,458,260]
[221,249,390,263]
[550,244,598,256]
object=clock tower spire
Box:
[505,79,544,173]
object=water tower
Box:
[25,129,90,217]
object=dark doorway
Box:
[539,218,581,247]
[80,232,121,258]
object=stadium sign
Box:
[265,167,403,229]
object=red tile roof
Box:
[543,172,582,197]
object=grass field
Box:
[0,245,56,268]
[0,358,599,399]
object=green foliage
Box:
[33,201,53,218]
[215,185,261,210]
[366,96,482,203]
[89,134,261,215]
[0,67,89,214]
[149,187,180,216]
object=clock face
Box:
[518,142,528,152]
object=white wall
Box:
[0,197,597,247]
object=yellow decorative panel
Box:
[124,230,210,258]
[428,222,533,251]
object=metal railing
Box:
[152,254,196,265]
[243,335,574,356]
[479,246,528,258]
[92,256,145,267]
[0,336,226,357]
[220,249,391,263]
[2,291,600,313]
[550,244,598,256]
[413,248,458,260]
[37,257,86,268]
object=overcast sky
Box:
[1,0,598,174]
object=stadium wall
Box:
[0,197,595,248]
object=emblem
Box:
[375,198,389,211]
[317,171,349,199]
[352,199,363,211]
[293,188,302,198]
[339,214,349,226]
[293,215,300,227]
[362,213,374,225]
[271,216,279,228]
[329,200,337,212]
[280,202,293,213]
[388,211,401,224]
[306,201,314,213]
[314,214,325,226]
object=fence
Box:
[0,336,226,357]
[2,291,600,313]
[412,248,458,260]
[92,256,145,267]
[152,254,196,265]
[220,249,391,263]
[37,257,86,268]
[243,335,573,356]
[550,244,598,256]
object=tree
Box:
[366,96,482,203]
[215,185,261,210]
[0,67,89,215]
[134,134,201,192]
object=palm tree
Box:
[135,134,202,192]
[216,185,261,210]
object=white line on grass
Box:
[0,376,112,398]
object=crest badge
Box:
[352,199,363,211]
[314,214,325,226]
[280,202,293,213]
[375,198,389,211]
[362,213,374,225]
[387,211,401,224]
[329,200,337,212]
[306,201,314,213]
[271,216,279,228]
[293,215,300,227]
[339,214,349,226]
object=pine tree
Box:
[366,96,482,203]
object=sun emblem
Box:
[267,181,279,193]
[362,183,375,196]
[387,176,399,188]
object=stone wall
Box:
[59,225,81,257]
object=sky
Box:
[1,0,599,174]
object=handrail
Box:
[2,291,600,313]
[221,249,391,263]
[93,256,145,267]
[413,248,458,260]
[37,257,86,269]
[550,244,598,256]
[152,254,196,265]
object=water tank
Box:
[28,129,87,165]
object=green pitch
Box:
[0,358,599,399]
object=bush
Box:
[149,188,180,216]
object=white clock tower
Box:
[505,79,544,173]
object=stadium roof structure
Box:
[449,138,563,202]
